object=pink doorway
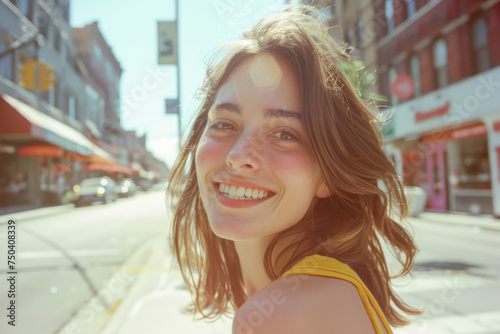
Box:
[426,143,448,211]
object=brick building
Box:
[72,21,127,166]
[375,0,500,216]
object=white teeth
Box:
[218,183,272,200]
[236,187,245,197]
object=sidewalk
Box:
[5,205,498,333]
[411,211,500,232]
[94,210,499,334]
[0,203,74,224]
[57,235,232,334]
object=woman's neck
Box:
[234,232,308,298]
[234,238,273,298]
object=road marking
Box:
[392,273,498,293]
[394,310,500,334]
[19,249,121,259]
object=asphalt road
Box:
[1,191,499,334]
[0,190,170,334]
[392,217,500,334]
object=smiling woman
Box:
[167,4,420,334]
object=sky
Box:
[70,0,290,168]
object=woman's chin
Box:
[209,219,260,241]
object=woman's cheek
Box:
[196,136,227,172]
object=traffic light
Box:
[18,59,36,90]
[38,61,55,91]
[18,59,56,92]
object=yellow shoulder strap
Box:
[282,255,393,334]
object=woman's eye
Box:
[271,129,299,142]
[209,122,236,131]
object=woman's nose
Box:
[226,132,262,171]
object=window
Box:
[356,21,364,48]
[472,18,490,73]
[54,82,60,108]
[18,0,32,19]
[93,44,102,63]
[433,39,447,88]
[0,44,13,80]
[346,29,354,46]
[410,54,421,97]
[389,67,398,105]
[68,95,76,119]
[54,31,61,52]
[405,0,416,19]
[385,0,395,33]
[61,42,68,61]
[105,61,114,83]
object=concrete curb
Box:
[0,204,74,225]
[101,239,172,334]
[413,211,500,232]
[55,235,169,334]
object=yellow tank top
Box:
[282,254,393,334]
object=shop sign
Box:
[494,121,500,132]
[157,21,178,65]
[391,74,415,102]
[450,124,487,140]
[421,123,487,143]
[415,101,450,122]
[165,98,179,114]
[497,147,500,182]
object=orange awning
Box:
[84,163,137,175]
[18,144,63,158]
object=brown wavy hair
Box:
[167,4,420,327]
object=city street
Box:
[392,215,500,333]
[0,190,170,334]
[1,191,499,334]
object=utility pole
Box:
[160,0,182,150]
[175,0,182,150]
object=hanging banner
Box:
[157,21,178,65]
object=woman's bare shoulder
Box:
[232,274,378,334]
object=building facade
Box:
[0,0,102,209]
[0,0,163,212]
[72,22,127,166]
[301,0,499,217]
[375,0,500,216]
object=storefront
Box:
[384,66,500,217]
[0,94,116,209]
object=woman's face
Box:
[196,54,329,241]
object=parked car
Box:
[72,177,117,207]
[151,178,169,191]
[116,178,138,198]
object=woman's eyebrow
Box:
[214,102,302,121]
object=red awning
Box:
[18,144,63,158]
[1,94,117,164]
[0,94,94,155]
